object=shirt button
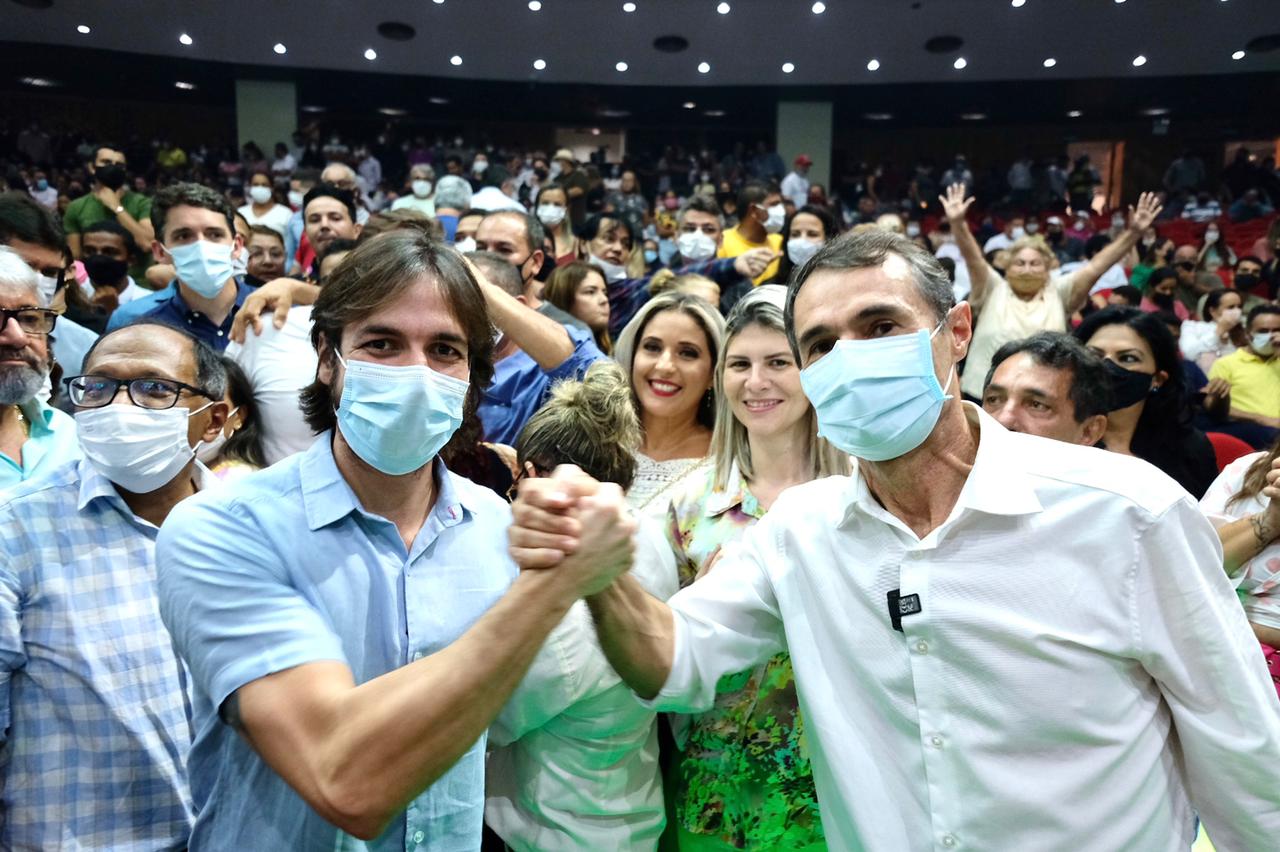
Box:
[413,830,425,844]
[915,640,929,654]
[942,834,957,848]
[930,735,944,748]
[217,330,224,336]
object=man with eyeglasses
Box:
[1172,243,1223,312]
[0,319,228,849]
[0,247,79,492]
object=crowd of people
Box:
[0,118,1278,851]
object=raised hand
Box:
[734,247,776,280]
[1127,191,1164,233]
[938,183,974,222]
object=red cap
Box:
[795,154,813,166]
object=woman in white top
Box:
[1180,288,1247,372]
[237,172,292,236]
[613,290,725,519]
[940,183,1162,399]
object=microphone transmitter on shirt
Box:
[887,589,922,632]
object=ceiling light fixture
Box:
[378,107,408,116]
[1043,57,1056,67]
[1132,54,1147,66]
[616,61,629,71]
[429,96,450,104]
[301,105,326,112]
[364,48,377,60]
[1067,109,1083,117]
[697,61,711,73]
[1114,0,1126,4]
[1141,107,1169,116]
[76,24,90,34]
[450,54,463,65]
[1232,49,1246,60]
[953,57,967,69]
[174,81,196,90]
[533,58,547,70]
[960,112,987,120]
[717,2,731,13]
[529,0,542,8]
[20,77,55,87]
[1011,0,1026,6]
[812,2,826,13]
[179,33,193,45]
[865,112,893,120]
[683,101,697,109]
[433,0,445,4]
[781,62,795,73]
[623,1,636,10]
[866,58,881,71]
[273,43,287,55]
[705,109,727,117]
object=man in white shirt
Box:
[981,215,1024,254]
[779,155,812,209]
[509,229,1280,851]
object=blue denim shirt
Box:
[156,434,518,850]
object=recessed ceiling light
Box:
[781,62,795,73]
[273,43,287,55]
[1067,109,1083,117]
[1011,0,1026,6]
[961,112,987,120]
[953,57,967,69]
[20,77,55,88]
[705,109,727,117]
[533,58,547,70]
[174,81,196,90]
[683,101,697,109]
[179,33,193,45]
[76,24,90,34]
[1232,49,1246,60]
[591,128,601,136]
[1132,54,1147,66]
[1141,107,1169,116]
[865,112,894,120]
[450,54,463,66]
[599,108,631,118]
[623,1,636,10]
[866,58,881,71]
[300,105,326,113]
[697,61,711,73]
[433,0,445,4]
[616,61,629,71]
[717,2,730,12]
[429,96,450,104]
[1043,58,1057,68]
[1114,0,1125,4]
[529,0,542,8]
[811,1,826,13]
[378,107,408,116]
[364,48,377,60]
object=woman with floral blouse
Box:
[664,285,850,850]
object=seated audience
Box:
[542,260,612,354]
[390,164,436,216]
[981,331,1111,446]
[767,204,837,286]
[244,225,288,287]
[1171,243,1223,311]
[1074,305,1218,496]
[79,220,148,310]
[198,356,266,481]
[1108,284,1143,307]
[1208,304,1280,448]
[1139,268,1190,320]
[238,171,292,236]
[1180,288,1247,373]
[717,182,784,285]
[1,321,230,848]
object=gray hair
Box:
[409,164,435,181]
[83,320,228,400]
[434,175,473,211]
[321,162,357,183]
[676,194,724,230]
[784,229,955,358]
[0,246,39,301]
[710,285,850,490]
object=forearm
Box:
[1216,512,1280,577]
[586,572,675,700]
[1252,622,1280,648]
[950,218,989,298]
[1229,407,1280,429]
[115,209,155,246]
[484,284,573,368]
[1069,230,1139,310]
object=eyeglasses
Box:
[1,307,58,335]
[64,374,214,410]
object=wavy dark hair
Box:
[217,356,267,469]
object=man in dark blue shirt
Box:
[108,183,249,352]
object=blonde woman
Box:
[663,285,849,851]
[542,261,612,355]
[613,291,725,519]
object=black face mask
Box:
[534,168,549,181]
[95,163,127,191]
[1105,360,1154,411]
[82,253,128,285]
[1151,291,1175,308]
[1047,230,1063,244]
[1236,273,1260,291]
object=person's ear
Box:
[151,239,168,264]
[947,303,974,361]
[1152,369,1169,390]
[351,222,363,239]
[317,336,338,386]
[1079,413,1109,447]
[199,401,229,444]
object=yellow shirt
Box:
[1209,348,1280,418]
[718,226,782,285]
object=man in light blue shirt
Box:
[156,230,637,850]
[0,248,79,492]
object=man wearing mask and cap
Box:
[0,321,228,848]
[1208,304,1280,445]
[106,183,250,352]
[155,231,637,850]
[0,247,79,492]
[510,228,1280,852]
[1042,215,1083,264]
[718,181,784,285]
[63,145,154,273]
[553,148,590,226]
[780,154,812,210]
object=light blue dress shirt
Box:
[0,396,80,494]
[156,433,518,851]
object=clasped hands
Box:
[508,466,637,597]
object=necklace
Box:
[11,405,29,439]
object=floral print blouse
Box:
[664,464,824,849]
[1200,451,1280,632]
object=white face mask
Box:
[1024,222,1039,235]
[592,255,628,283]
[75,403,211,493]
[762,204,786,234]
[1010,226,1026,240]
[411,179,432,198]
[288,190,305,208]
[537,203,567,227]
[677,230,717,262]
[787,238,822,267]
[36,274,59,308]
[472,160,489,175]
[248,186,273,205]
[1204,229,1220,243]
[906,223,921,238]
[196,406,239,464]
[453,236,477,253]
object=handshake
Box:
[508,466,639,598]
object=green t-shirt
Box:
[63,191,154,279]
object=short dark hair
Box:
[302,183,357,223]
[360,208,443,243]
[299,231,494,446]
[576,212,637,246]
[1110,285,1142,307]
[480,210,546,256]
[315,238,360,286]
[151,182,235,243]
[1237,254,1264,269]
[0,191,66,254]
[1202,288,1240,320]
[247,224,285,247]
[737,181,770,212]
[1148,267,1177,288]
[985,331,1113,421]
[1247,303,1280,329]
[467,250,523,298]
[83,319,228,400]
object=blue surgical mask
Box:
[167,240,237,298]
[644,249,658,264]
[1252,332,1276,357]
[799,319,952,461]
[334,352,469,475]
[36,178,48,191]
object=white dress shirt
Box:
[486,516,679,851]
[224,306,318,465]
[645,404,1280,851]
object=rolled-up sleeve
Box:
[156,494,348,712]
[1133,496,1280,848]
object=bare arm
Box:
[1066,192,1163,313]
[1228,408,1280,429]
[585,573,676,700]
[229,277,319,342]
[66,232,82,260]
[939,184,990,303]
[465,259,573,370]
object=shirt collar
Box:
[170,277,253,316]
[76,456,216,514]
[841,402,1042,529]
[299,432,474,531]
[704,462,762,520]
[17,395,56,437]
